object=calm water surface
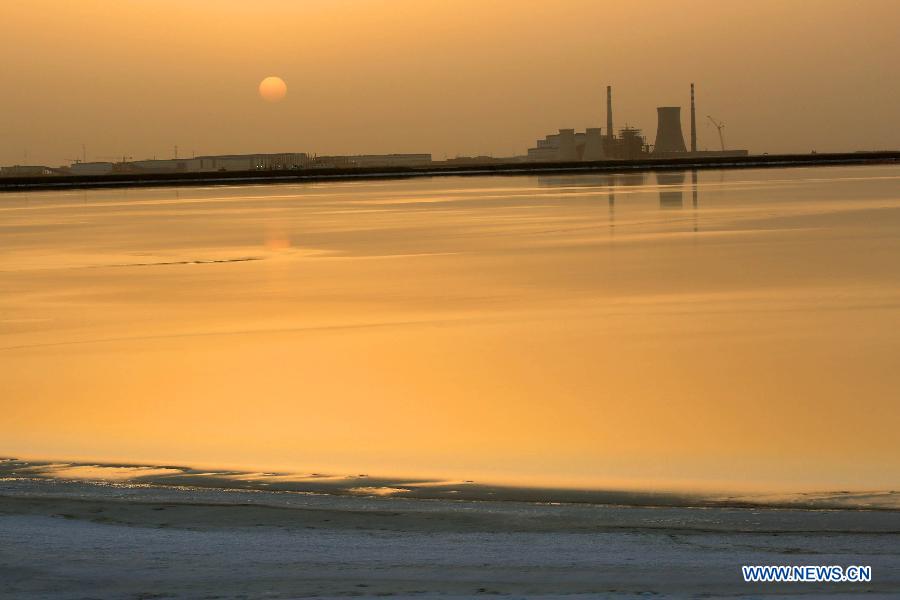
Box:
[2,166,899,492]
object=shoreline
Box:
[1,151,898,193]
[2,458,898,512]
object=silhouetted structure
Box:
[557,129,578,162]
[442,155,525,165]
[347,154,432,168]
[61,152,432,175]
[654,107,688,154]
[690,83,697,153]
[527,129,602,161]
[0,165,59,177]
[606,86,614,143]
[525,82,747,161]
[69,162,117,176]
[615,127,649,159]
[582,128,606,160]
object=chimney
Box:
[690,83,697,153]
[606,86,613,140]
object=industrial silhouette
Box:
[1,82,752,179]
[654,107,688,154]
[707,116,727,151]
[525,83,748,162]
[690,83,698,153]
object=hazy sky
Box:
[3,0,899,166]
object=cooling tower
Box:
[653,107,687,154]
[557,129,578,162]
[582,128,606,161]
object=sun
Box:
[258,76,287,103]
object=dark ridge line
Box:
[1,152,898,193]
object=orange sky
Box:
[2,0,899,166]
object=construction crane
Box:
[706,116,726,151]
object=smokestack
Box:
[690,83,697,153]
[653,107,688,154]
[606,86,613,140]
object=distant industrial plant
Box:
[0,83,747,178]
[525,84,747,162]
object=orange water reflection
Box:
[2,167,900,492]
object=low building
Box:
[68,154,312,175]
[349,154,432,168]
[64,152,435,176]
[311,156,355,169]
[526,146,561,162]
[0,165,60,177]
[69,162,115,176]
[444,156,486,165]
[200,153,310,171]
[138,153,311,173]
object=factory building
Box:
[441,155,526,166]
[582,128,606,160]
[68,154,311,176]
[0,165,60,177]
[69,162,117,176]
[525,86,650,162]
[526,126,647,162]
[309,156,355,169]
[308,154,432,169]
[132,153,311,173]
[527,128,608,162]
